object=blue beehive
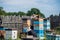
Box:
[0,26,4,30]
[47,20,50,30]
[33,18,45,39]
[44,19,50,30]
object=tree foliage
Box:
[0,7,45,18]
[26,8,45,18]
[0,7,6,15]
[18,12,26,17]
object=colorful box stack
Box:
[44,19,50,30]
[47,20,50,30]
[22,18,31,33]
[0,26,5,39]
[33,18,45,40]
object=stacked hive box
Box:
[21,17,32,38]
[43,19,47,30]
[0,26,5,39]
[44,19,50,30]
[46,20,50,30]
[22,16,31,33]
[5,28,17,40]
[33,18,45,40]
[22,18,27,32]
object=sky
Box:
[0,0,60,17]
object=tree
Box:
[0,7,6,15]
[55,26,60,34]
[26,8,45,18]
[18,12,26,17]
[0,7,45,18]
